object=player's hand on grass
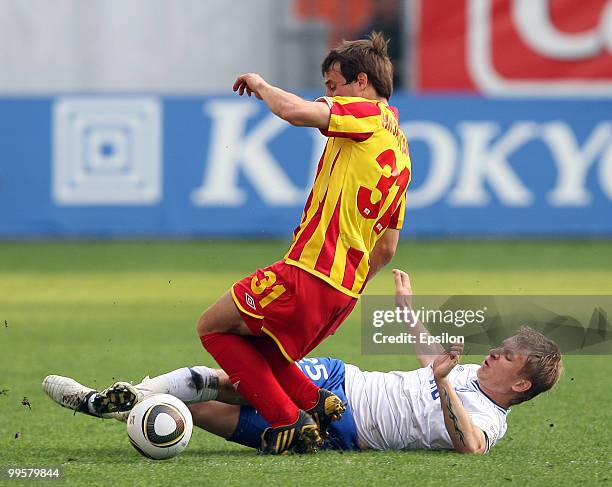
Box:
[393,269,413,310]
[433,344,464,381]
[233,73,268,99]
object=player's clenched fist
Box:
[232,73,268,99]
[433,344,464,381]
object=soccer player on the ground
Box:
[44,271,562,455]
[195,33,411,453]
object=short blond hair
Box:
[512,326,563,405]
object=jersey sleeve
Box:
[469,410,503,453]
[316,96,381,141]
[456,391,505,453]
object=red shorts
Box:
[230,260,357,362]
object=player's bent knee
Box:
[196,308,248,336]
[196,291,252,337]
[196,311,214,336]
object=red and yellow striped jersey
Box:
[285,96,412,297]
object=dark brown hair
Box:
[321,31,394,100]
[512,326,563,405]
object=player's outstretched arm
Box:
[393,269,444,367]
[233,73,331,129]
[433,344,487,455]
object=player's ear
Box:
[511,378,531,394]
[356,72,368,90]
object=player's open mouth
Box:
[484,358,490,368]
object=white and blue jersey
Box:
[228,357,360,451]
[344,363,508,452]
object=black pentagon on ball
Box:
[142,403,186,448]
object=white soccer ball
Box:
[126,394,193,460]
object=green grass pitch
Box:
[0,240,610,486]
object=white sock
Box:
[139,366,219,403]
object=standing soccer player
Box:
[197,32,412,453]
